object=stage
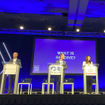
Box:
[0,94,105,105]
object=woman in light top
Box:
[83,56,93,67]
[82,56,93,94]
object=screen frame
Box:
[30,36,97,75]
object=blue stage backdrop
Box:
[0,34,105,91]
[32,38,96,74]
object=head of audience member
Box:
[60,53,65,60]
[85,56,91,63]
[13,52,18,59]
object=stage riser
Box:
[0,95,105,105]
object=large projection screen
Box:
[31,38,96,74]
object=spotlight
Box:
[76,28,80,32]
[19,26,24,30]
[48,27,52,31]
[104,30,105,33]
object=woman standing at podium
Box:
[55,53,67,94]
[82,56,93,94]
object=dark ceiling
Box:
[0,0,105,32]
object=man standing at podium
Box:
[1,52,21,94]
[3,52,21,94]
[55,53,67,94]
[8,52,21,94]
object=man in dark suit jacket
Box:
[55,53,67,93]
[9,57,21,67]
[3,52,21,94]
[8,52,21,93]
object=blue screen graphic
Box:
[32,39,96,74]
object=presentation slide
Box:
[32,38,96,74]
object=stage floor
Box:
[0,94,105,105]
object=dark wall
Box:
[96,39,105,90]
[0,34,105,91]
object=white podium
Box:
[0,63,20,94]
[47,64,64,94]
[83,64,99,94]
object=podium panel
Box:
[49,65,62,75]
[85,65,97,76]
[4,64,19,75]
[0,63,20,94]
